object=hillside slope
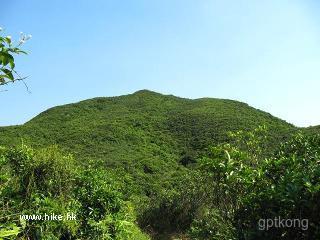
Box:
[305,125,320,135]
[0,90,297,193]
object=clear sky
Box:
[1,0,320,127]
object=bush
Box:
[74,169,149,239]
[196,129,320,239]
[0,144,79,239]
[0,144,149,240]
[189,208,236,240]
[138,171,208,238]
[236,134,320,239]
[6,145,77,198]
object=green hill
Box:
[305,125,320,135]
[0,90,297,194]
[3,90,320,239]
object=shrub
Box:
[196,129,320,239]
[5,144,77,198]
[236,134,320,239]
[189,208,236,240]
[75,169,149,239]
[0,144,149,239]
[0,144,80,239]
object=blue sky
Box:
[1,0,320,127]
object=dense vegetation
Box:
[0,90,296,194]
[0,145,148,239]
[1,90,319,239]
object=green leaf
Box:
[0,52,14,66]
[9,58,15,69]
[12,48,28,55]
[0,225,21,238]
[1,68,14,80]
[4,36,11,45]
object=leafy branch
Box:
[0,27,31,87]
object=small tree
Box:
[0,27,30,87]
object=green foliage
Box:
[199,144,254,217]
[0,90,296,202]
[1,91,319,239]
[6,145,76,198]
[196,128,320,239]
[0,144,79,239]
[236,134,320,239]
[0,28,29,85]
[227,124,268,160]
[0,223,21,239]
[189,208,236,240]
[0,144,149,240]
[74,169,146,239]
[139,185,199,235]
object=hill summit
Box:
[0,90,297,192]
